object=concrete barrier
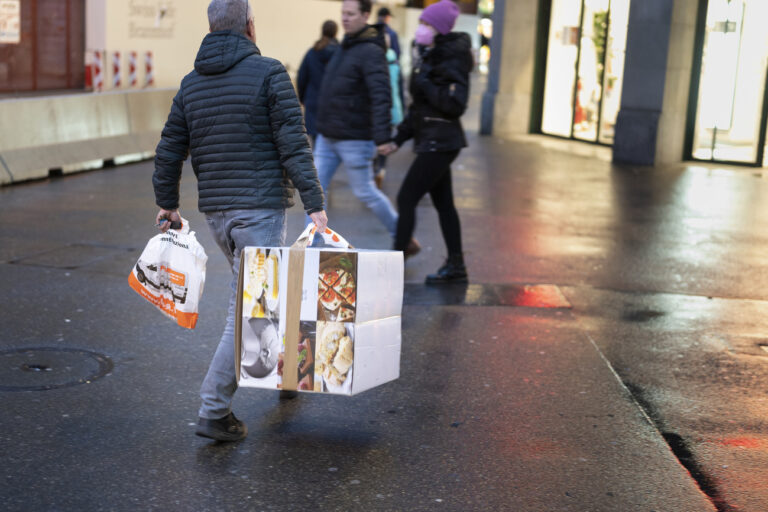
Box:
[0,89,175,185]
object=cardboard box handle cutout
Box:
[235,224,352,391]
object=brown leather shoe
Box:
[405,238,421,258]
[374,172,385,190]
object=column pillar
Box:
[482,0,540,138]
[612,0,674,165]
[480,0,506,134]
[657,0,701,165]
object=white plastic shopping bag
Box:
[128,218,207,329]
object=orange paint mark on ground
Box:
[514,285,571,308]
[715,437,763,449]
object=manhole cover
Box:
[0,347,113,391]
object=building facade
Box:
[484,0,768,167]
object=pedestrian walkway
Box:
[0,80,737,511]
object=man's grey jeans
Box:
[199,208,287,420]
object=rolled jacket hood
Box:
[341,23,386,50]
[194,31,261,75]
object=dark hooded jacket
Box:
[394,32,473,153]
[297,41,339,137]
[153,31,324,214]
[316,24,392,144]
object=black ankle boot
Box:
[425,254,468,284]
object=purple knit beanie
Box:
[420,0,460,35]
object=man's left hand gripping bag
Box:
[128,218,208,329]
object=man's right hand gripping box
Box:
[234,232,403,396]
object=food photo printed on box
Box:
[239,248,358,393]
[236,243,402,396]
[239,248,282,389]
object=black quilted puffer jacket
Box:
[315,24,392,145]
[153,31,324,214]
[394,32,473,153]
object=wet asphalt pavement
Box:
[3,84,768,511]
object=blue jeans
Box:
[313,135,398,238]
[199,208,287,420]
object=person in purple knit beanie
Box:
[382,0,475,284]
[419,0,460,35]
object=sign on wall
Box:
[0,0,20,44]
[129,0,176,39]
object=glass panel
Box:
[573,0,609,141]
[598,0,630,144]
[693,0,768,163]
[541,0,583,137]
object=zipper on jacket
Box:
[423,116,451,123]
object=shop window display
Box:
[540,0,629,144]
[691,0,768,165]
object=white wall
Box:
[87,0,342,89]
[86,1,480,90]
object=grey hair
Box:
[208,0,252,34]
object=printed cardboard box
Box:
[234,233,403,396]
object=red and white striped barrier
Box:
[111,51,121,88]
[128,51,138,88]
[92,50,104,92]
[144,51,154,88]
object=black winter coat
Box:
[297,42,338,137]
[153,31,324,214]
[316,24,392,145]
[394,32,473,153]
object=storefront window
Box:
[540,0,630,144]
[692,0,768,165]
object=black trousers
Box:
[394,150,462,255]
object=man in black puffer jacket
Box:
[152,0,327,442]
[313,0,403,247]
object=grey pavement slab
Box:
[0,257,712,511]
[0,77,732,511]
[565,285,768,511]
[0,158,715,511]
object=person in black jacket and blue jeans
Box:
[153,0,327,442]
[314,0,419,254]
[384,0,471,284]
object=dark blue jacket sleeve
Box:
[362,45,393,145]
[153,88,189,210]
